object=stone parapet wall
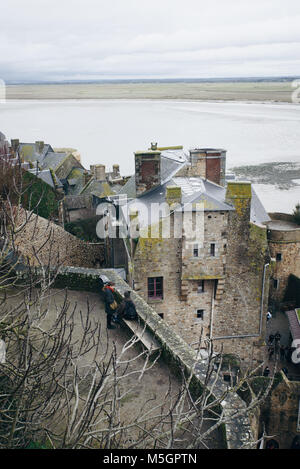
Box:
[49,265,255,449]
[12,209,104,268]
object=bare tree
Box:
[0,163,275,449]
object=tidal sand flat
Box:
[6,81,295,102]
[1,97,299,213]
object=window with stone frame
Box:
[193,244,199,257]
[148,277,163,300]
[276,253,282,262]
[197,280,205,293]
[210,243,216,257]
[196,309,204,320]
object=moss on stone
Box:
[67,168,83,179]
[20,145,34,159]
[248,223,269,272]
[226,182,252,199]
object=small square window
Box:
[196,309,204,319]
[276,253,282,262]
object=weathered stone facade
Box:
[212,184,269,363]
[267,213,300,303]
[130,183,269,366]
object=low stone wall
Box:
[51,265,255,449]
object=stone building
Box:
[266,212,300,308]
[103,145,271,366]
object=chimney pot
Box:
[94,164,106,181]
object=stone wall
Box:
[261,373,300,448]
[12,209,105,268]
[212,217,270,365]
[48,265,255,449]
[267,222,300,303]
[131,213,225,346]
[130,183,269,366]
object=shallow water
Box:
[1,99,300,212]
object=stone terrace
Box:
[46,266,257,449]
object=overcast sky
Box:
[1,0,300,82]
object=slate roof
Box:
[80,179,115,198]
[39,152,68,171]
[250,187,271,225]
[286,310,300,341]
[120,176,235,230]
[18,143,54,163]
[117,175,136,200]
[117,147,270,230]
[28,169,63,189]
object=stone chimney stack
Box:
[11,139,20,154]
[166,186,182,207]
[225,181,252,215]
[94,164,106,182]
[112,164,120,178]
[35,141,45,154]
[135,148,161,197]
[225,181,252,254]
[188,148,226,186]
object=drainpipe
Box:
[259,263,269,336]
[212,263,270,341]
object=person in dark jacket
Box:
[103,282,116,329]
[117,291,138,320]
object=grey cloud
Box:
[1,0,300,81]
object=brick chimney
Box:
[135,149,161,196]
[188,148,226,186]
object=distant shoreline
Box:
[5,81,296,103]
